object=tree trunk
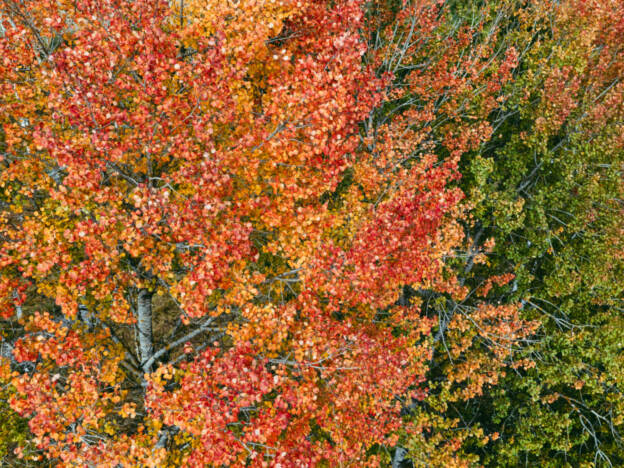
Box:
[12,289,22,320]
[78,303,94,330]
[392,447,407,468]
[137,288,154,374]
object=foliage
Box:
[0,0,621,466]
[442,0,624,466]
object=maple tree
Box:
[0,0,621,466]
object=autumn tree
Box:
[0,0,598,466]
[415,0,624,466]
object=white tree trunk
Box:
[78,303,93,330]
[392,447,407,468]
[137,288,154,374]
[12,289,23,320]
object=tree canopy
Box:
[0,0,622,466]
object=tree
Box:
[0,0,531,466]
[0,0,540,466]
[443,0,624,465]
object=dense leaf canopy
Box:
[0,0,621,466]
